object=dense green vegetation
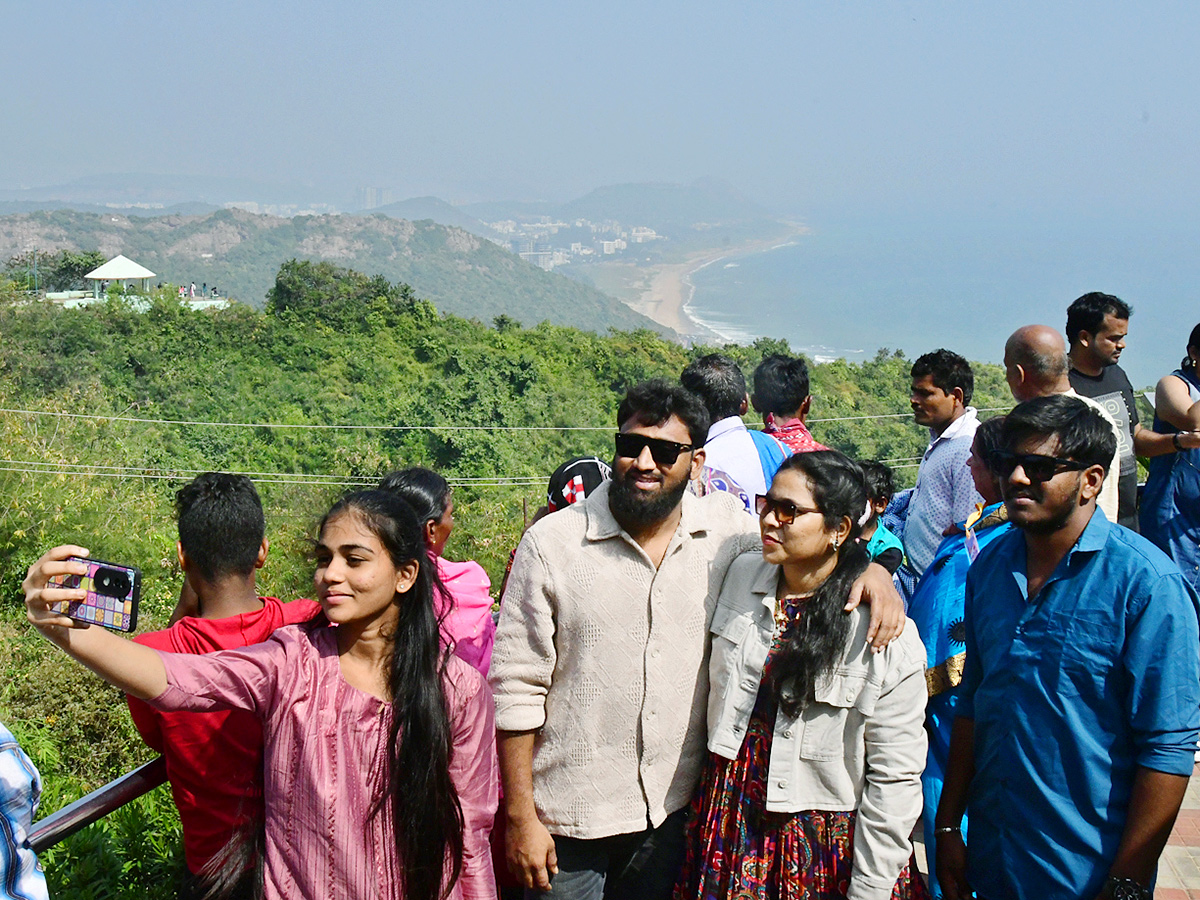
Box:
[0,260,1009,897]
[4,249,107,292]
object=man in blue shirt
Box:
[935,394,1200,900]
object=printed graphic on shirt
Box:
[1090,390,1136,477]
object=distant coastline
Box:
[611,224,810,342]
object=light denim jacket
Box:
[707,552,928,900]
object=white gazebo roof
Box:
[84,255,156,281]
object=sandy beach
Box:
[619,225,811,340]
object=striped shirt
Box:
[149,624,498,900]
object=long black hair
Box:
[767,451,871,719]
[319,490,462,900]
[378,467,451,532]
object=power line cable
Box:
[0,405,1013,431]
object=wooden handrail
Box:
[29,756,167,853]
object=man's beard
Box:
[608,470,689,529]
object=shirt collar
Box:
[1014,506,1110,601]
[747,555,778,617]
[1067,506,1111,562]
[772,419,814,436]
[707,416,748,442]
[931,406,978,445]
[748,556,777,597]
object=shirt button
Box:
[777,780,788,789]
[651,648,660,659]
[844,690,856,702]
[782,729,793,739]
[742,679,757,690]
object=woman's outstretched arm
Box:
[24,545,168,700]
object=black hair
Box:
[175,473,265,582]
[911,349,974,406]
[1183,323,1200,371]
[617,378,712,447]
[318,490,462,900]
[680,354,747,421]
[767,450,870,719]
[752,354,811,417]
[1065,292,1133,345]
[378,467,451,529]
[1000,395,1116,472]
[858,460,895,506]
[973,416,1007,464]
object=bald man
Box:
[1003,325,1121,523]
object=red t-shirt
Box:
[127,597,321,873]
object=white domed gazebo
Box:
[84,255,156,298]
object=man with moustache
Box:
[903,350,982,582]
[935,395,1200,900]
[1066,292,1200,530]
[492,379,904,900]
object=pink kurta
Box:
[435,556,496,676]
[148,623,498,900]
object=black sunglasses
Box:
[755,494,822,526]
[989,449,1089,483]
[614,432,695,466]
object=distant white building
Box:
[84,254,156,297]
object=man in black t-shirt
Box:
[1066,292,1188,530]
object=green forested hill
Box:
[0,262,1009,898]
[0,207,666,334]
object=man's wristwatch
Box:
[1174,432,1184,451]
[1106,876,1152,900]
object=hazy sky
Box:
[5,1,1200,214]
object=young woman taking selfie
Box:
[24,490,498,900]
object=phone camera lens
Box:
[94,567,131,598]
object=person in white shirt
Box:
[681,354,788,510]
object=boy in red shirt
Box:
[126,473,318,898]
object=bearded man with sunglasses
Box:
[936,395,1200,900]
[491,379,905,900]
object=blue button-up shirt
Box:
[959,510,1200,900]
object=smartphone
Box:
[47,556,141,632]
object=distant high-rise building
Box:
[355,187,393,210]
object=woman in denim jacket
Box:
[675,451,929,900]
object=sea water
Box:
[685,210,1200,389]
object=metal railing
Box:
[29,756,167,853]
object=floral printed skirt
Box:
[674,684,929,900]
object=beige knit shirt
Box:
[491,482,758,839]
